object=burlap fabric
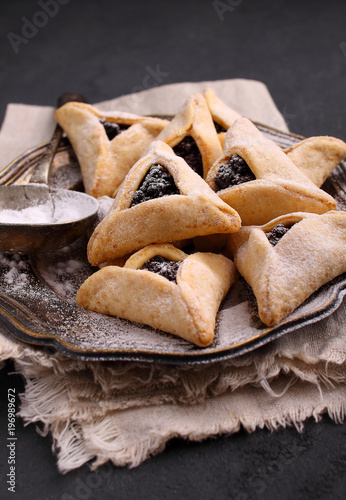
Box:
[0,80,345,474]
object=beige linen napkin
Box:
[0,79,345,474]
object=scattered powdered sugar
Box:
[1,220,345,358]
[0,238,254,354]
[32,237,92,301]
[0,253,29,292]
[37,257,86,299]
[26,238,196,352]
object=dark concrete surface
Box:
[0,0,346,499]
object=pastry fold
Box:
[228,211,346,327]
[77,244,237,347]
[206,118,337,225]
[55,102,169,197]
[155,92,222,178]
[203,88,242,131]
[87,141,241,266]
[284,136,346,187]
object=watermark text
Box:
[7,388,17,493]
[7,0,72,54]
[213,0,244,22]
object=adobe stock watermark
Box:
[131,65,169,94]
[340,42,346,59]
[213,0,244,22]
[7,388,17,494]
[116,64,170,112]
[7,0,71,54]
[60,462,113,500]
[281,105,297,127]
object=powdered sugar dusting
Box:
[0,253,29,292]
[37,257,86,299]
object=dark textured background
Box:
[0,0,346,499]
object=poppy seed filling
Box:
[266,224,292,246]
[141,256,181,282]
[131,164,180,207]
[173,136,203,177]
[215,154,256,190]
[99,118,129,140]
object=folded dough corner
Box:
[228,210,346,326]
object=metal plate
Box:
[0,126,345,364]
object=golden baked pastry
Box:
[284,136,346,187]
[154,92,222,178]
[228,211,346,327]
[99,240,193,269]
[77,244,237,347]
[87,140,241,266]
[206,118,337,225]
[203,87,242,147]
[202,92,346,182]
[55,102,169,198]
